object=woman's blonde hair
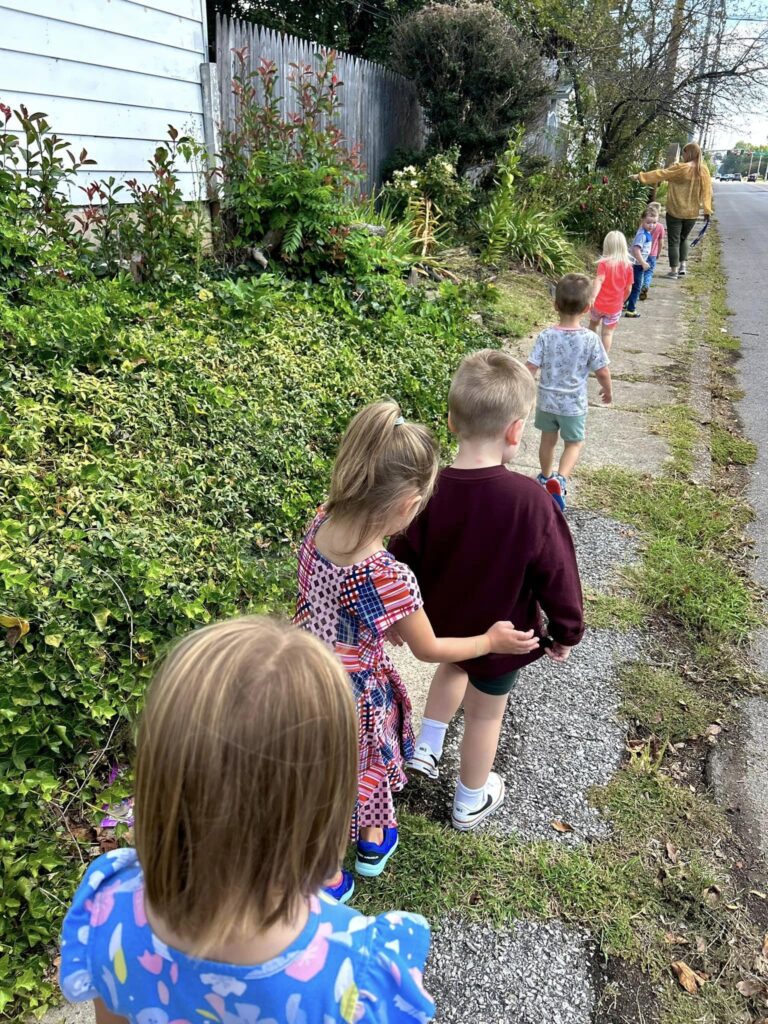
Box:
[682,142,707,201]
[601,230,632,266]
[325,401,439,549]
[134,617,358,954]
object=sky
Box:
[709,7,768,150]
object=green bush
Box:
[379,147,475,236]
[218,51,363,270]
[392,3,551,165]
[0,269,488,1015]
[478,133,577,274]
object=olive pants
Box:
[666,215,698,268]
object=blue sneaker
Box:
[536,473,552,487]
[355,827,399,877]
[546,475,567,511]
[324,869,355,904]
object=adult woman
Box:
[630,142,713,279]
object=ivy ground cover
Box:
[0,271,487,1015]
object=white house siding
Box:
[1,0,208,199]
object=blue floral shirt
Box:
[528,326,609,416]
[60,849,434,1024]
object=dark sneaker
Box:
[355,827,399,877]
[407,741,440,780]
[639,288,648,300]
[452,772,506,831]
[324,869,355,904]
[624,310,641,318]
[546,475,566,511]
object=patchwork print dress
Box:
[294,512,421,837]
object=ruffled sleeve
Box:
[356,911,434,1023]
[59,849,139,1004]
[370,558,423,632]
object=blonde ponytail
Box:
[325,401,438,549]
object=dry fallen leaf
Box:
[672,960,705,994]
[664,932,689,945]
[750,890,767,900]
[695,935,707,953]
[551,820,574,833]
[706,723,723,736]
[626,738,646,753]
[704,884,722,905]
[666,841,679,864]
[736,978,768,998]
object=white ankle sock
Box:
[455,778,485,811]
[418,718,448,758]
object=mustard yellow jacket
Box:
[638,161,713,219]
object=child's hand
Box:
[545,642,572,663]
[601,386,612,405]
[486,621,539,654]
[385,626,404,647]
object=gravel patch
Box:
[402,626,646,841]
[426,917,595,1024]
[566,507,639,593]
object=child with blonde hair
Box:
[59,618,436,1023]
[589,230,634,352]
[640,202,666,300]
[295,401,538,890]
[391,351,584,831]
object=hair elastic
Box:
[394,415,405,425]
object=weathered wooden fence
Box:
[215,15,425,194]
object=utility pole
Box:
[748,149,755,175]
[690,0,718,138]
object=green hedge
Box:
[0,272,488,1014]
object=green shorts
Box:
[467,669,520,697]
[534,408,587,442]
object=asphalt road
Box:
[714,179,768,670]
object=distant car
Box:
[748,173,757,182]
[733,172,742,181]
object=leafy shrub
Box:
[0,268,489,1015]
[76,127,208,282]
[379,147,475,238]
[528,167,648,248]
[0,103,92,297]
[478,133,577,275]
[392,3,551,165]
[218,50,363,269]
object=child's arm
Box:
[631,244,649,270]
[590,272,606,305]
[529,507,585,660]
[525,361,539,377]
[396,607,539,663]
[596,365,612,405]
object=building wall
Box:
[1,0,208,199]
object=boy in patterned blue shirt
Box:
[526,273,612,510]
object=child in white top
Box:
[527,273,613,509]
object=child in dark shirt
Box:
[389,350,585,831]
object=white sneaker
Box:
[451,772,506,831]
[407,741,441,780]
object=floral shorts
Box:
[590,307,622,327]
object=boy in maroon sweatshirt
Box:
[389,349,584,831]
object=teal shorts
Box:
[534,408,587,442]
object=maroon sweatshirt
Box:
[388,466,585,678]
